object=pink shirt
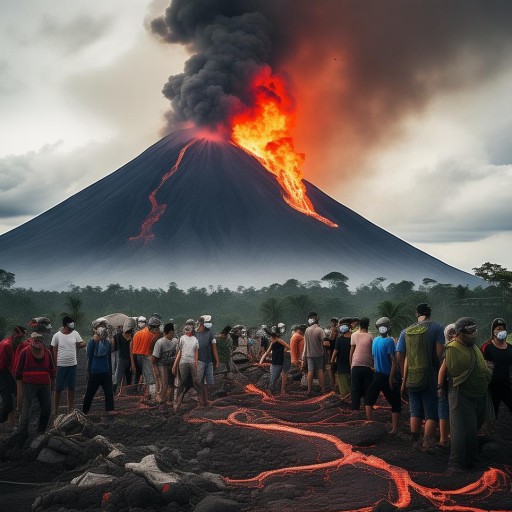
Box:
[350,331,373,367]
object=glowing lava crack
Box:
[184,384,511,512]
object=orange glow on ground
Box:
[231,70,338,228]
[181,383,512,511]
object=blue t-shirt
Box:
[372,336,395,375]
[87,339,111,374]
[396,320,445,361]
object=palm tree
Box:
[62,294,86,327]
[286,294,315,322]
[377,300,413,335]
[259,297,285,326]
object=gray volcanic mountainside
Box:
[0,128,482,290]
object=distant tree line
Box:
[0,263,511,342]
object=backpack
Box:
[158,339,178,367]
[405,322,434,392]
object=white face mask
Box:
[159,324,165,333]
[339,325,350,334]
[204,322,212,329]
[378,326,389,335]
[67,322,75,330]
[138,322,146,329]
[308,318,315,325]
[496,330,508,341]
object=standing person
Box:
[397,303,445,451]
[110,325,122,387]
[172,325,201,411]
[130,316,161,402]
[195,315,220,407]
[365,317,401,435]
[328,317,339,392]
[303,312,328,396]
[350,317,374,410]
[51,316,85,415]
[481,318,512,419]
[331,318,352,401]
[83,328,114,415]
[215,325,233,396]
[113,320,134,395]
[438,323,456,447]
[290,325,306,369]
[152,323,179,403]
[260,326,291,395]
[439,318,493,472]
[0,326,27,426]
[15,332,56,441]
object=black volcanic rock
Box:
[0,128,482,289]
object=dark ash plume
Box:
[151,0,273,127]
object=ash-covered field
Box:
[1,354,511,512]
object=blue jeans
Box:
[269,365,283,392]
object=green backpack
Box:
[405,322,434,392]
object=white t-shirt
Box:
[51,330,83,367]
[178,335,199,364]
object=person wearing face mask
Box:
[15,333,56,442]
[439,318,493,472]
[51,316,85,415]
[349,317,374,411]
[195,315,219,407]
[364,317,401,435]
[303,312,329,396]
[83,326,114,415]
[481,318,512,419]
[331,318,353,400]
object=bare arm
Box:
[349,345,355,367]
[401,355,408,394]
[172,350,182,376]
[212,343,220,368]
[259,344,272,364]
[331,349,338,364]
[397,351,405,379]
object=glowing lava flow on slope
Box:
[130,138,198,243]
[231,70,338,228]
[185,383,511,511]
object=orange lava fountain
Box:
[231,70,338,228]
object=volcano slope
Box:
[0,354,511,512]
[0,129,482,290]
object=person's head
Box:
[350,317,360,329]
[338,317,351,335]
[330,317,339,328]
[296,324,306,335]
[30,332,44,350]
[137,316,147,329]
[220,325,232,337]
[12,325,27,342]
[183,325,194,337]
[415,303,432,320]
[116,325,123,333]
[444,323,457,343]
[163,322,175,337]
[269,325,279,339]
[307,312,318,326]
[277,322,286,336]
[491,318,507,342]
[123,317,136,337]
[147,316,161,333]
[198,315,212,330]
[375,317,391,336]
[359,317,370,330]
[62,316,75,332]
[454,317,478,346]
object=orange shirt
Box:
[132,328,157,356]
[290,332,305,365]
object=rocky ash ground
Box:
[1,350,511,512]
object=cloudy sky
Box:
[1,0,512,278]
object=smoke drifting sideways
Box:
[151,0,512,180]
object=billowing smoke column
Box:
[151,0,338,227]
[152,0,512,188]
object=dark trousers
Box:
[351,366,374,410]
[18,383,52,433]
[0,368,15,423]
[83,372,114,414]
[489,380,512,418]
[365,372,402,413]
[115,357,132,386]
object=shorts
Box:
[282,352,291,373]
[56,365,77,392]
[438,392,449,420]
[197,360,215,386]
[135,354,154,385]
[307,356,324,371]
[409,387,438,420]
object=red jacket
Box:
[15,346,56,385]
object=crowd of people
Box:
[0,304,511,473]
